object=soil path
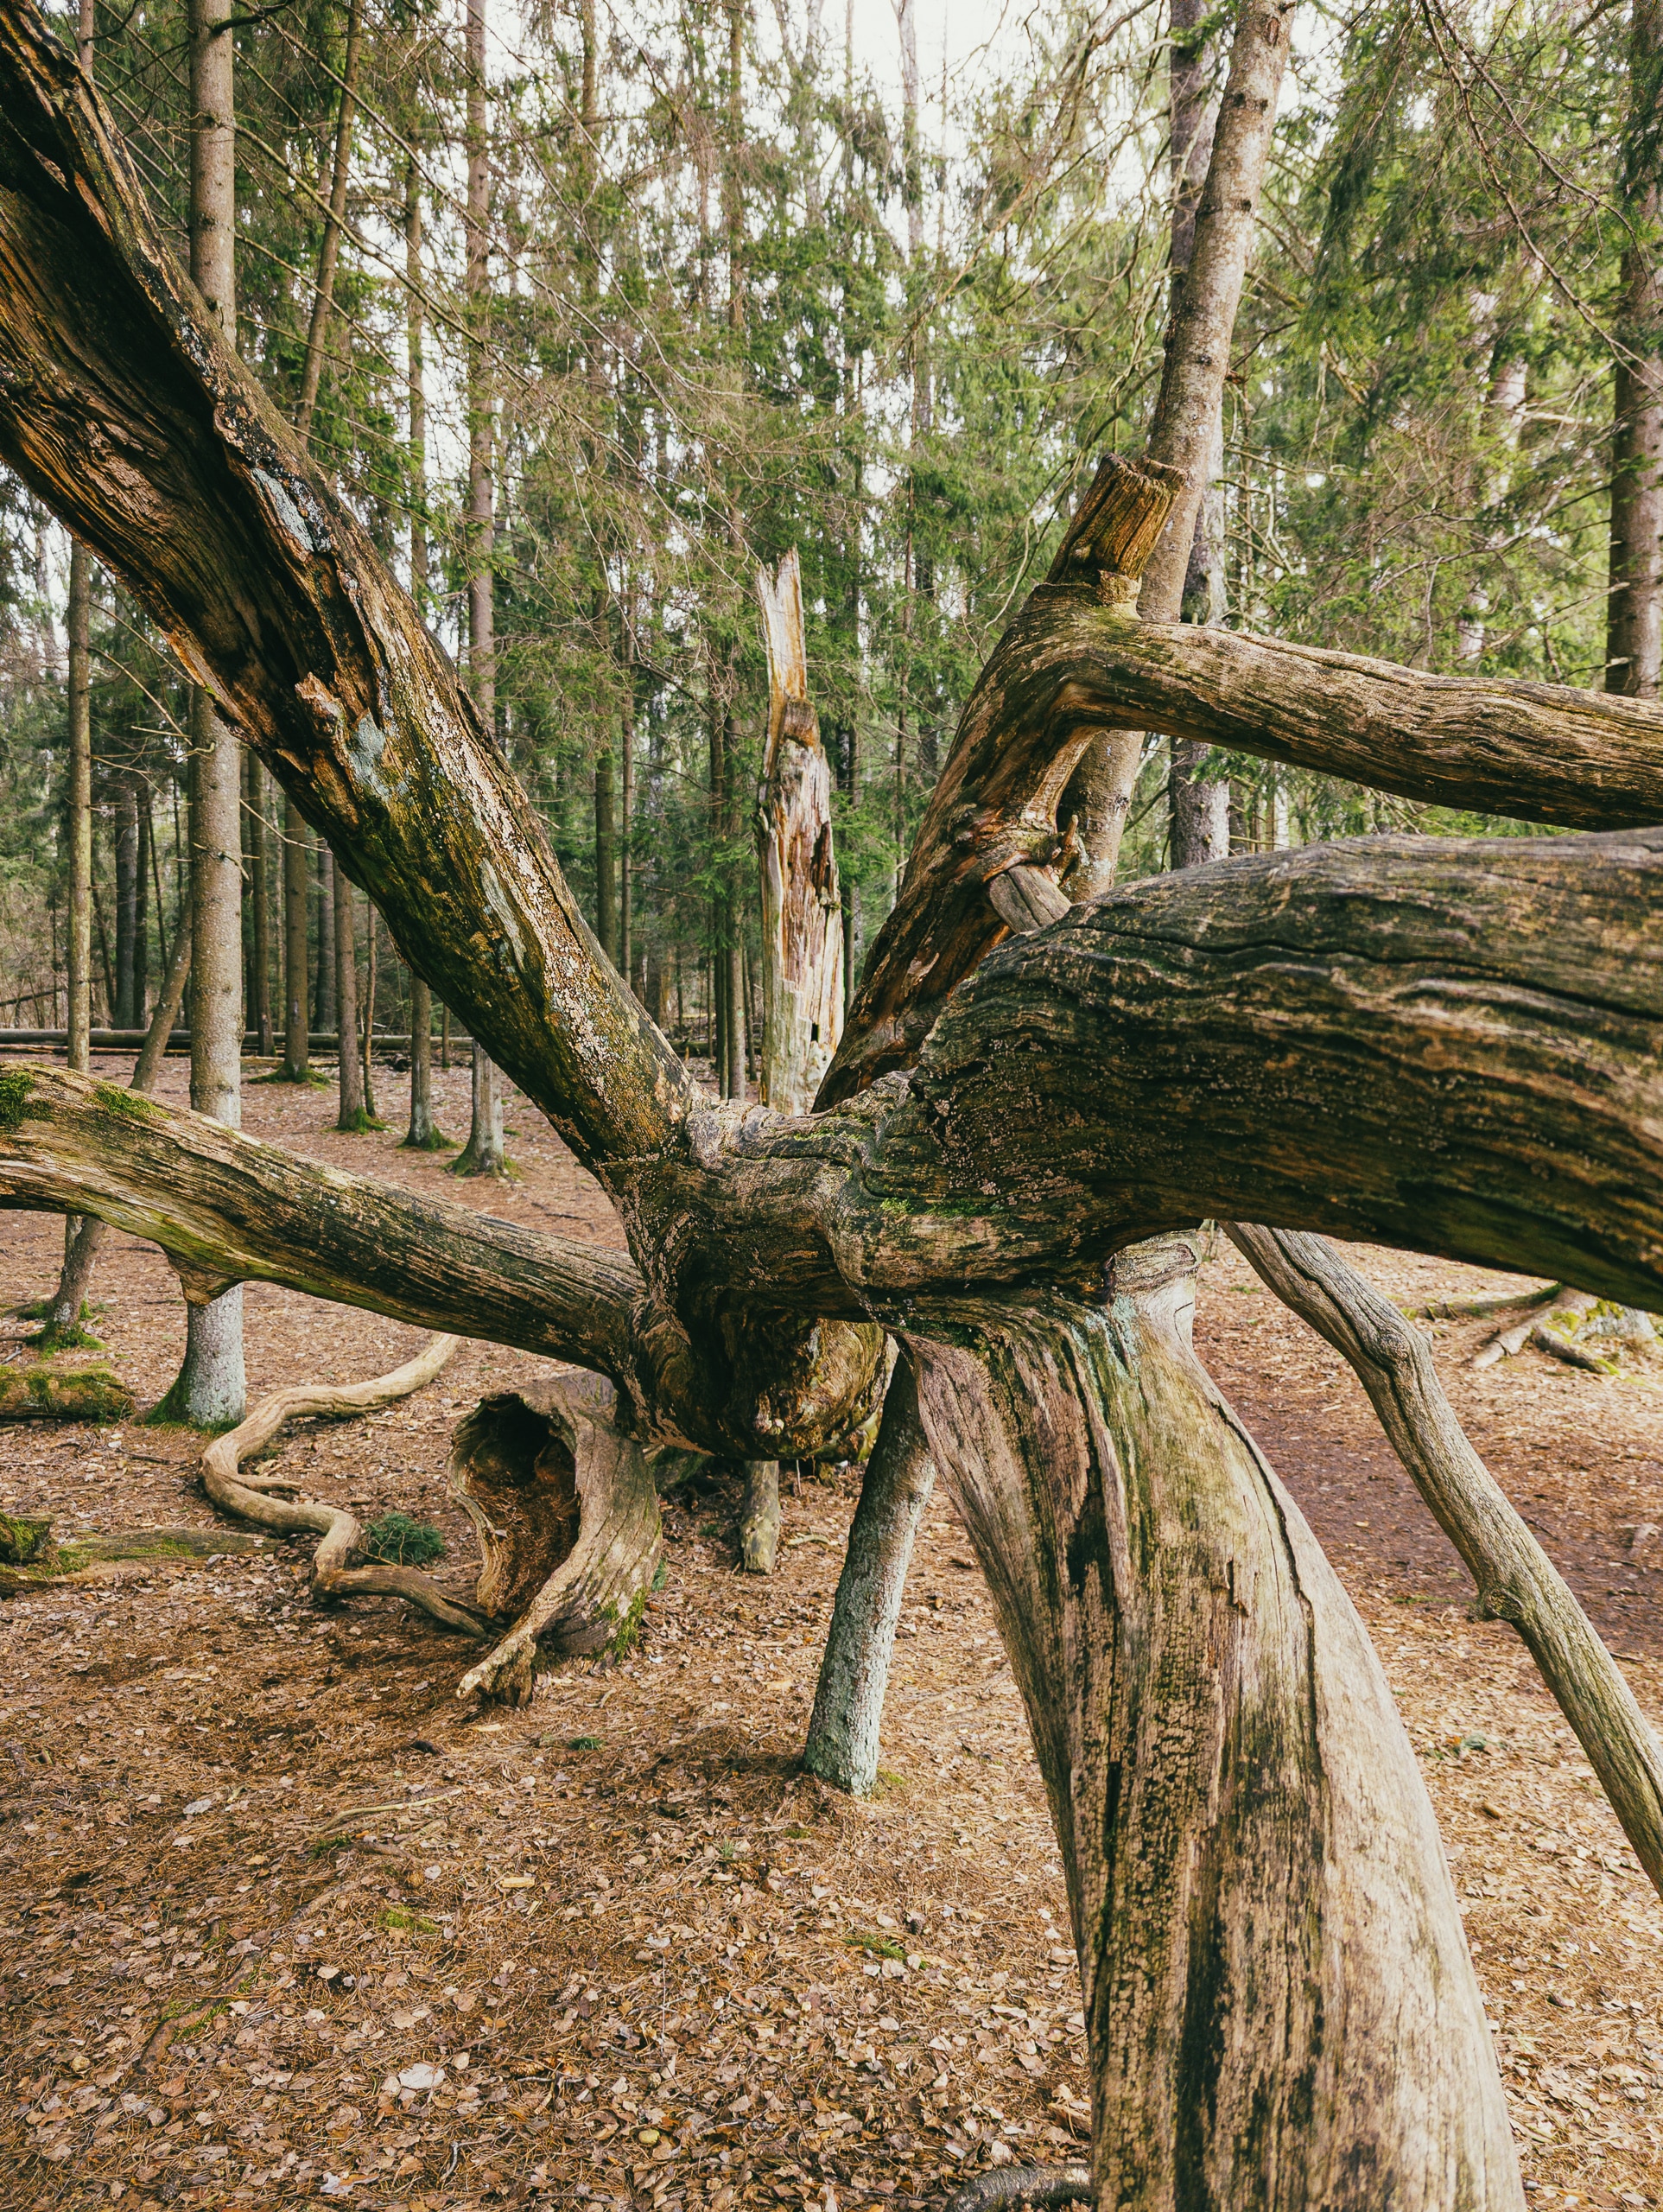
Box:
[0,1051,1658,2212]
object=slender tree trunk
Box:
[244,746,273,1052]
[452,1042,505,1177]
[803,1352,934,1795]
[333,862,365,1129]
[910,1244,1523,2210]
[314,841,335,1031]
[112,772,137,1027]
[157,0,244,1428]
[361,895,379,1122]
[1608,0,1663,699]
[594,749,617,961]
[1059,0,1293,896]
[54,527,93,1313]
[280,792,310,1079]
[1163,0,1232,866]
[132,780,150,1018]
[404,152,428,614]
[294,0,364,443]
[739,1459,780,1573]
[619,659,635,987]
[402,973,447,1147]
[158,684,245,1427]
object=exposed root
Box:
[200,1333,490,1636]
[942,2163,1093,2210]
[1406,1281,1562,1321]
[1474,1287,1597,1368]
[451,1370,663,1705]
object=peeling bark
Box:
[756,549,843,1115]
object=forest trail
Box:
[0,1052,1658,2212]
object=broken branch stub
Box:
[451,1370,663,1706]
[816,455,1180,1109]
[756,548,843,1116]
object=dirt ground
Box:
[0,1046,1659,2212]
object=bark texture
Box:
[907,1243,1521,2211]
[402,975,447,1147]
[451,1370,663,1704]
[1231,1223,1663,1897]
[1608,0,1663,698]
[280,797,310,1080]
[333,862,366,1129]
[803,1352,935,1797]
[756,549,843,1115]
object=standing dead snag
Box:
[756,548,843,1117]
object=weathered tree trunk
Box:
[157,0,244,1429]
[803,1351,934,1796]
[1608,0,1663,699]
[909,1243,1522,2210]
[333,861,366,1129]
[451,1370,663,1704]
[755,548,843,1115]
[280,795,310,1081]
[402,974,447,1148]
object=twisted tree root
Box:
[942,2164,1093,2210]
[200,1333,491,1636]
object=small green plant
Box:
[605,1586,648,1657]
[651,1556,670,1592]
[568,1733,602,1751]
[360,1511,447,1567]
[378,1905,441,1936]
[845,1929,907,1961]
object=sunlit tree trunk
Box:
[1608,0,1663,699]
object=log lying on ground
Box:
[1229,1224,1663,1899]
[451,1371,663,1705]
[200,1332,490,1635]
[0,1357,132,1421]
[803,1353,935,1797]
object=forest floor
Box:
[0,1047,1660,2212]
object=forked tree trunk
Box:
[909,1241,1521,2210]
[803,1350,935,1796]
[755,548,843,1114]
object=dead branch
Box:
[943,2168,1093,2212]
[1474,1287,1597,1368]
[1228,1224,1663,1899]
[200,1332,491,1636]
